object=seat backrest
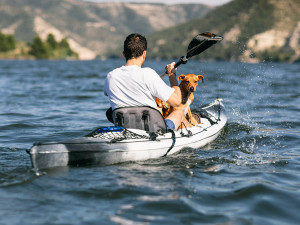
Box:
[112,106,167,133]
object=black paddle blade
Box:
[187,32,223,59]
[161,32,223,78]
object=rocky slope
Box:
[147,0,300,62]
[0,0,211,59]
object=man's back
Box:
[104,65,174,110]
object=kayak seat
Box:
[112,106,167,133]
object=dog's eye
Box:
[194,81,197,83]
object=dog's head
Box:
[178,74,204,93]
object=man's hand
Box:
[165,62,181,107]
[165,62,176,76]
[166,62,178,88]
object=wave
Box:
[0,147,34,187]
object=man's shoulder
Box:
[107,66,124,79]
[109,66,123,74]
[142,67,156,73]
[141,67,160,79]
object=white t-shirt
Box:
[104,65,174,110]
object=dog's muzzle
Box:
[189,87,195,92]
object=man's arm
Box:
[166,62,181,107]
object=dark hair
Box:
[123,33,147,61]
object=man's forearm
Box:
[169,74,182,105]
[168,74,178,87]
[165,62,182,106]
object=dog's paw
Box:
[190,118,199,126]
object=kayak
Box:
[27,98,227,170]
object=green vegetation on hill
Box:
[0,32,78,59]
[146,0,300,62]
[29,34,78,59]
[0,0,299,62]
[147,0,276,61]
[254,47,295,62]
[0,32,16,52]
[0,0,211,59]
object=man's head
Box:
[123,33,147,61]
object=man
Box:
[104,33,191,130]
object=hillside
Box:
[0,0,211,59]
[147,0,300,62]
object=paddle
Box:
[161,32,223,78]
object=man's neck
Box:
[124,51,146,68]
[125,59,143,67]
[125,57,144,68]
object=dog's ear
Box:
[197,75,204,83]
[178,74,186,81]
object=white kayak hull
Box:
[27,99,227,170]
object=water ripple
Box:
[0,60,299,225]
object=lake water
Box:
[0,59,299,225]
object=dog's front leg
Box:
[187,107,198,126]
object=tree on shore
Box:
[29,36,49,59]
[29,33,78,59]
[46,33,58,50]
[0,32,16,52]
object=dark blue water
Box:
[0,59,299,225]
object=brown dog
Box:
[156,73,204,126]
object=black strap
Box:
[217,100,221,121]
[180,122,192,137]
[106,107,113,123]
[163,129,176,157]
[142,110,149,131]
[116,112,124,127]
